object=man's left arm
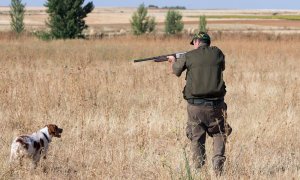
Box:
[167,54,187,77]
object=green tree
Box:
[165,10,184,35]
[45,0,94,39]
[10,0,25,34]
[130,4,156,35]
[199,15,207,33]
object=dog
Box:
[10,124,63,168]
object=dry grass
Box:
[0,35,299,179]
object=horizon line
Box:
[0,5,299,11]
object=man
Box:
[167,32,232,176]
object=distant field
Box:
[188,15,300,21]
[1,7,300,34]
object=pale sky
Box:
[0,0,300,10]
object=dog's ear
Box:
[46,124,57,136]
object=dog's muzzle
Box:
[58,128,63,133]
[56,128,63,137]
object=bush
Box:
[33,31,53,41]
[165,10,184,35]
[130,4,156,35]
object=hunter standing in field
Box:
[167,32,232,176]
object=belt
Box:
[187,98,224,106]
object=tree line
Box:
[148,4,186,10]
[10,1,207,39]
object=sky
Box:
[0,0,300,10]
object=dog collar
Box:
[42,132,50,143]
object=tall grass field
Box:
[0,34,299,179]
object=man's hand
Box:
[167,56,176,74]
[167,56,176,63]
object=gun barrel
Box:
[133,57,157,63]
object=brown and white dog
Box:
[10,124,63,168]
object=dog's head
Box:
[45,124,63,138]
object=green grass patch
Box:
[187,15,300,21]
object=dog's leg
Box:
[30,159,38,170]
[10,151,23,168]
[9,144,19,163]
[31,153,42,169]
[41,148,47,159]
[9,152,15,164]
[9,152,16,171]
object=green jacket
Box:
[172,45,226,100]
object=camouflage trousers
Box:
[186,101,232,175]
